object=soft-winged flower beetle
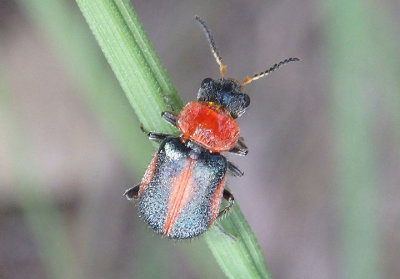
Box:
[124,16,299,239]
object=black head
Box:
[197,78,250,119]
[194,16,299,118]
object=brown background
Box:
[1,1,399,279]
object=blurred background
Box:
[1,0,399,278]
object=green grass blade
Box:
[16,1,220,278]
[16,0,152,175]
[76,0,182,134]
[75,1,271,278]
[206,205,271,278]
[325,1,382,278]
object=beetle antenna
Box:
[241,57,300,86]
[195,15,227,78]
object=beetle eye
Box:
[201,78,213,87]
[243,94,250,107]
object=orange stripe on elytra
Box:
[164,158,196,235]
[208,175,226,227]
[138,153,158,198]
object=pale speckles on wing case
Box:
[163,139,185,161]
[137,137,228,239]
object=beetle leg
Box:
[229,136,248,156]
[139,124,170,142]
[147,132,170,142]
[217,189,235,218]
[139,124,150,134]
[227,161,244,177]
[214,222,237,241]
[237,136,248,150]
[123,185,140,200]
[163,95,176,111]
[161,111,178,127]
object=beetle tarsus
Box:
[140,124,169,142]
[217,189,235,218]
[163,95,178,112]
[161,111,178,127]
[227,162,244,177]
[148,132,170,142]
[124,185,140,200]
[214,222,237,241]
[229,137,248,156]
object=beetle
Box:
[124,16,299,239]
[125,136,240,239]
